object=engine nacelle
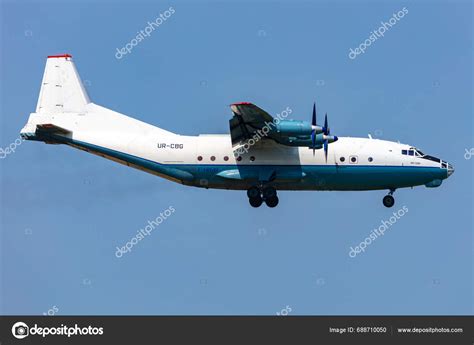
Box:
[274,120,313,136]
[272,132,337,149]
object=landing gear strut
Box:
[383,189,395,208]
[247,186,279,208]
[262,186,277,199]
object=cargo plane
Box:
[20,55,454,208]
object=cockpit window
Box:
[402,149,419,156]
[403,147,433,160]
[422,155,441,163]
[415,149,425,156]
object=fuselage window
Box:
[197,156,203,161]
[350,156,357,163]
[340,157,345,162]
[236,156,242,162]
[224,156,229,161]
[210,156,216,161]
[368,157,373,162]
[250,156,256,162]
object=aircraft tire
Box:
[249,196,263,208]
[383,195,395,208]
[247,187,261,199]
[265,195,279,208]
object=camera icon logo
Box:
[12,322,29,339]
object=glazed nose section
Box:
[447,162,455,177]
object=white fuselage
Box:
[21,102,450,191]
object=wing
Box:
[229,102,274,146]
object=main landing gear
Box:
[382,189,396,208]
[247,186,279,208]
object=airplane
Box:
[20,54,454,208]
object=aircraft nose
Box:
[447,162,455,177]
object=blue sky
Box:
[0,0,472,315]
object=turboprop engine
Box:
[271,103,338,160]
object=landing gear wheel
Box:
[383,195,395,208]
[247,186,260,199]
[265,195,279,208]
[249,196,263,208]
[262,186,277,199]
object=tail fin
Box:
[36,54,90,114]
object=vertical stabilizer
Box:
[36,54,90,114]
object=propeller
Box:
[311,103,338,162]
[311,103,317,155]
[323,113,330,135]
[323,113,329,161]
[324,137,329,162]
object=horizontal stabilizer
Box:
[36,124,71,135]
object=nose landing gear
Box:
[383,189,395,208]
[247,186,279,208]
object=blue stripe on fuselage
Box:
[28,133,447,191]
